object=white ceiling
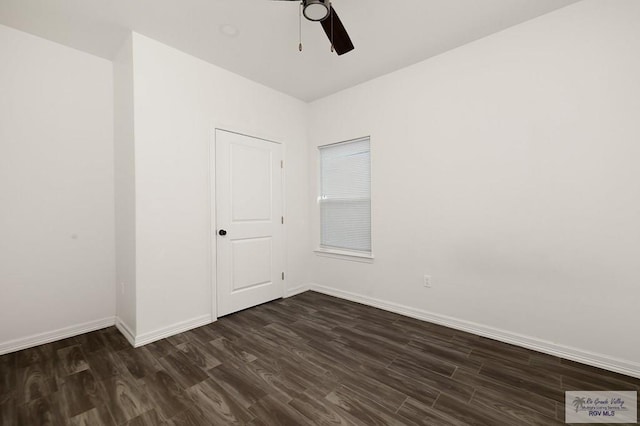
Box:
[0,0,580,101]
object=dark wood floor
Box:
[1,291,638,425]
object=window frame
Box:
[315,136,374,262]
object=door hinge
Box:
[281,160,284,169]
[281,216,284,224]
[281,272,285,280]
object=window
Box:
[318,137,371,256]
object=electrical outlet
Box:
[423,275,432,288]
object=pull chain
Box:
[298,2,303,52]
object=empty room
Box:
[1,0,639,425]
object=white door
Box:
[215,130,284,317]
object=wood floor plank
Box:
[67,404,116,426]
[450,330,482,347]
[75,329,109,354]
[559,358,640,388]
[357,364,442,407]
[0,355,16,398]
[319,333,397,369]
[536,357,640,391]
[452,368,558,419]
[304,338,375,370]
[116,347,163,380]
[2,291,637,425]
[143,339,177,361]
[176,340,223,371]
[16,362,57,404]
[407,337,483,373]
[206,363,268,409]
[242,359,308,402]
[141,369,192,420]
[277,295,318,316]
[56,344,90,377]
[433,393,513,426]
[352,321,413,346]
[325,384,419,426]
[59,369,108,418]
[234,333,289,363]
[17,391,65,426]
[209,337,258,364]
[158,351,209,389]
[15,345,53,369]
[213,320,252,342]
[469,337,532,365]
[248,394,318,425]
[169,404,214,426]
[479,361,564,403]
[340,379,408,414]
[182,324,222,346]
[86,347,129,381]
[288,318,341,342]
[123,408,171,426]
[227,309,273,331]
[49,336,81,351]
[263,322,309,343]
[285,343,350,378]
[305,308,359,330]
[397,397,467,426]
[470,389,563,426]
[388,351,458,379]
[254,352,339,399]
[0,392,17,426]
[561,373,639,393]
[186,378,255,425]
[355,306,407,326]
[102,372,155,424]
[289,388,364,426]
[0,353,16,367]
[394,317,457,343]
[255,305,300,325]
[100,328,130,352]
[333,325,407,357]
[380,357,474,404]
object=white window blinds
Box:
[319,137,371,253]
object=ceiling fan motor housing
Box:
[303,0,331,22]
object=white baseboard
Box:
[130,314,213,347]
[285,283,311,298]
[0,317,115,355]
[309,284,640,380]
[115,318,136,347]
[5,287,636,380]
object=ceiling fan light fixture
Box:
[303,0,330,22]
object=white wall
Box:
[0,24,115,351]
[113,35,137,335]
[308,0,640,372]
[130,33,310,338]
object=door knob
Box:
[218,229,227,236]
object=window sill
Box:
[314,248,374,263]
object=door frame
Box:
[209,126,287,321]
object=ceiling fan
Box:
[274,0,354,56]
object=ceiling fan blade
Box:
[320,6,354,55]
